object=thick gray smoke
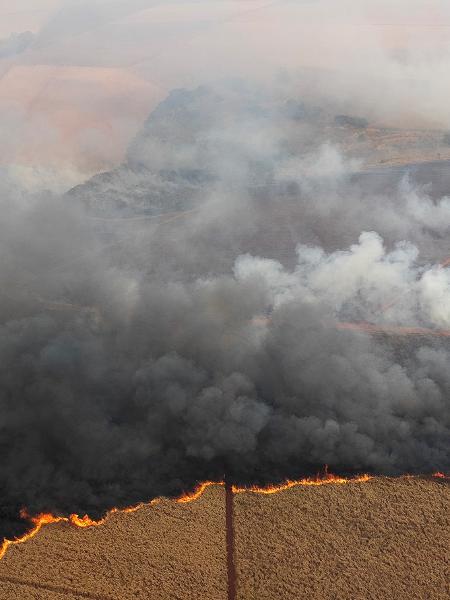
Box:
[0,85,449,542]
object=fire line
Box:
[0,472,447,561]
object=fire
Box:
[0,470,447,561]
[0,513,62,560]
[0,500,159,561]
[177,481,223,503]
[232,471,372,494]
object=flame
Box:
[177,481,224,503]
[0,470,447,561]
[232,470,372,494]
[0,500,159,561]
[0,513,62,560]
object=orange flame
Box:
[0,470,447,561]
[0,512,63,560]
[177,481,223,503]
[232,470,372,494]
[0,500,159,561]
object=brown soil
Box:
[0,478,448,599]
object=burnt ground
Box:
[0,478,448,599]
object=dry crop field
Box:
[0,477,448,599]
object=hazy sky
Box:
[2,1,450,179]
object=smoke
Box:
[0,3,449,543]
[0,31,34,58]
[0,82,449,544]
[4,0,450,176]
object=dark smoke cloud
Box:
[0,85,449,542]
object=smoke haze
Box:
[0,3,449,542]
[4,1,450,178]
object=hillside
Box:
[65,86,450,279]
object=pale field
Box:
[235,477,450,600]
[0,485,227,600]
[0,478,448,599]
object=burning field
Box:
[0,83,449,586]
[1,3,450,597]
[0,475,448,599]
